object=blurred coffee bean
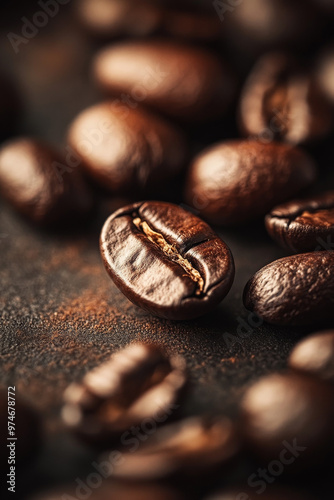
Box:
[76,0,162,39]
[289,330,334,383]
[223,0,320,58]
[100,201,235,320]
[240,373,334,468]
[93,40,236,121]
[0,138,94,226]
[265,191,334,252]
[243,251,334,326]
[0,388,41,469]
[184,140,317,225]
[68,102,187,195]
[239,53,333,145]
[316,46,334,106]
[62,343,187,447]
[107,417,240,483]
[29,482,184,500]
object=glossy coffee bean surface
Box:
[240,373,334,466]
[93,40,235,121]
[185,140,317,226]
[289,330,334,383]
[68,102,187,195]
[243,251,334,326]
[0,138,93,225]
[265,191,334,252]
[239,53,332,144]
[62,343,187,446]
[100,201,235,320]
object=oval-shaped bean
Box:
[265,191,334,252]
[184,140,317,226]
[243,251,334,326]
[100,201,235,320]
[93,40,235,121]
[0,138,93,225]
[68,102,187,195]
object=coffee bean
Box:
[100,201,235,320]
[62,343,187,446]
[265,191,334,252]
[107,417,240,483]
[0,389,41,469]
[239,53,333,144]
[68,102,187,195]
[93,40,235,121]
[0,138,93,226]
[289,330,334,383]
[76,0,162,40]
[243,251,334,326]
[240,373,334,467]
[184,140,317,226]
[316,46,334,106]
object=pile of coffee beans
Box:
[1,0,334,498]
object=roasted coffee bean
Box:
[0,388,41,469]
[185,140,317,226]
[62,343,187,446]
[240,373,334,467]
[206,487,314,500]
[93,40,235,121]
[100,201,235,320]
[0,138,93,226]
[265,191,334,252]
[68,102,187,195]
[289,330,334,383]
[243,251,334,326]
[76,0,162,39]
[316,46,334,106]
[239,53,332,144]
[224,0,319,57]
[107,417,240,483]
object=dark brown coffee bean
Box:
[265,191,334,252]
[100,201,235,320]
[240,373,334,467]
[243,251,334,326]
[62,343,187,446]
[224,0,319,57]
[107,417,240,483]
[68,102,187,195]
[316,46,334,106]
[289,330,334,383]
[0,389,41,469]
[184,140,317,226]
[76,0,162,39]
[239,53,332,145]
[93,40,235,121]
[0,138,93,226]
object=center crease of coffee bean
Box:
[133,217,204,295]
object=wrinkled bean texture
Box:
[265,191,334,252]
[93,40,235,121]
[243,251,334,326]
[68,102,187,195]
[185,140,317,226]
[100,201,235,320]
